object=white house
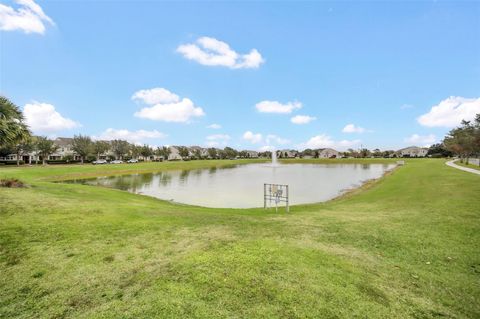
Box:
[188,146,209,159]
[397,146,428,157]
[278,150,298,158]
[168,146,183,160]
[245,150,259,158]
[317,148,339,158]
[49,137,82,160]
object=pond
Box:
[63,163,396,208]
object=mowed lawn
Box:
[0,159,479,318]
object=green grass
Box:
[456,161,480,171]
[1,158,479,318]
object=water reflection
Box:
[65,163,396,208]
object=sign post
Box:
[264,183,289,212]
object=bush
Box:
[0,178,26,188]
[63,155,74,162]
[45,160,81,165]
[0,160,25,165]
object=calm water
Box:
[64,163,396,208]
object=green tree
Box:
[93,141,110,160]
[13,135,35,165]
[155,146,171,160]
[427,143,453,158]
[178,146,190,159]
[372,149,382,158]
[36,137,58,165]
[207,148,217,159]
[140,144,153,160]
[72,134,93,164]
[224,147,237,159]
[192,148,202,160]
[111,140,130,160]
[0,96,31,147]
[359,148,371,158]
[444,120,475,163]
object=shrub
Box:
[0,160,25,165]
[0,178,26,188]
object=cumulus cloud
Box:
[95,128,166,144]
[177,36,264,69]
[342,124,367,133]
[133,87,205,123]
[243,131,263,144]
[205,134,230,147]
[132,88,179,105]
[255,100,302,114]
[417,96,480,128]
[207,123,221,129]
[291,115,316,124]
[206,134,230,141]
[24,102,80,133]
[298,134,361,151]
[266,134,290,145]
[0,0,54,34]
[404,134,436,146]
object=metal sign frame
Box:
[264,183,289,212]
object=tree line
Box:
[2,95,479,165]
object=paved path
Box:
[446,160,480,176]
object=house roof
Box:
[54,137,74,146]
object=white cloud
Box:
[205,134,230,147]
[132,88,179,105]
[266,134,290,145]
[243,131,263,144]
[0,0,54,34]
[298,134,361,151]
[24,102,80,133]
[255,100,302,114]
[404,134,436,146]
[342,124,367,133]
[206,134,230,141]
[418,96,480,128]
[96,128,166,144]
[133,87,205,123]
[207,123,221,129]
[177,36,264,69]
[291,115,316,124]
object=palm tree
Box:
[0,96,30,147]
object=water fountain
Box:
[271,149,278,166]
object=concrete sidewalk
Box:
[446,160,480,176]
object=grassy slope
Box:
[0,159,479,318]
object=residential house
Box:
[49,137,81,160]
[317,148,339,158]
[189,146,209,159]
[278,149,298,158]
[168,146,183,160]
[397,146,428,158]
[245,150,259,158]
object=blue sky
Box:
[1,0,479,151]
